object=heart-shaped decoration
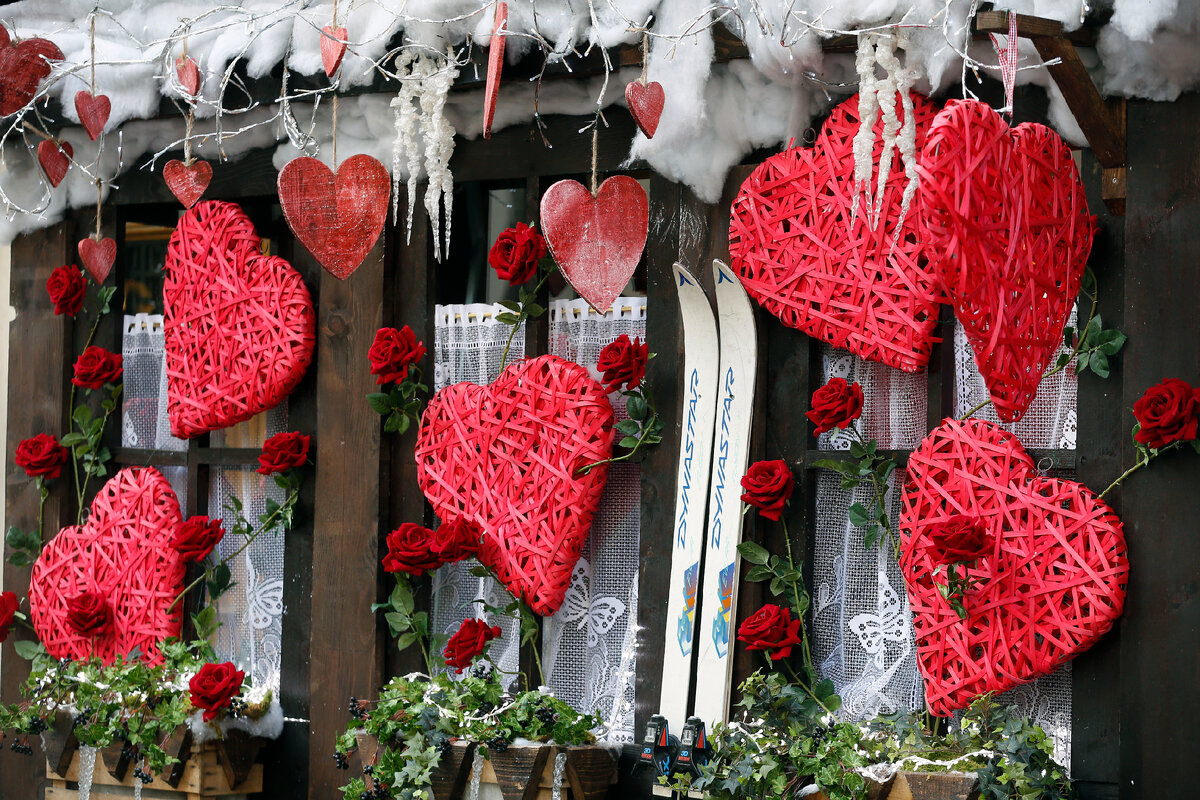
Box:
[164,200,316,438]
[320,25,348,77]
[277,154,390,280]
[625,80,664,138]
[175,55,200,98]
[415,355,614,615]
[482,1,507,139]
[78,235,116,283]
[37,139,72,187]
[0,26,63,116]
[74,90,110,141]
[729,93,943,372]
[899,418,1128,715]
[540,176,648,313]
[28,467,186,665]
[919,99,1093,421]
[163,158,212,208]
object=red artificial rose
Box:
[188,661,246,722]
[382,522,442,575]
[443,618,501,673]
[256,431,310,475]
[928,515,991,566]
[0,591,19,643]
[737,604,803,661]
[806,377,864,435]
[430,517,480,563]
[488,222,547,286]
[1133,378,1200,449]
[740,459,795,521]
[15,433,69,480]
[173,516,226,563]
[46,265,85,317]
[72,346,123,390]
[597,335,649,394]
[368,325,427,385]
[65,591,110,638]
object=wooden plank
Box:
[973,10,1096,44]
[1029,36,1125,169]
[886,770,977,800]
[486,745,550,800]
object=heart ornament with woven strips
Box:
[29,468,186,665]
[164,200,316,439]
[728,92,943,373]
[899,418,1127,716]
[415,355,614,615]
[919,99,1094,421]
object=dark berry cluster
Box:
[358,783,392,800]
[227,698,248,719]
[435,738,452,756]
[469,662,494,680]
[348,696,370,721]
[132,766,154,784]
[486,737,509,753]
[534,705,558,725]
[120,743,139,762]
[810,726,828,745]
[333,751,350,770]
[27,717,47,735]
[71,711,91,730]
[9,740,33,756]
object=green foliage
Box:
[367,368,429,435]
[1059,269,1126,380]
[812,436,896,552]
[6,524,42,567]
[738,541,809,619]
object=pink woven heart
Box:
[29,468,185,665]
[415,356,614,615]
[164,200,315,438]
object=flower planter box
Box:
[810,771,978,800]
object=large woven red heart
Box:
[0,26,62,116]
[899,418,1127,716]
[919,100,1093,421]
[28,468,186,665]
[729,93,943,372]
[415,355,614,615]
[164,200,315,438]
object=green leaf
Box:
[59,432,86,447]
[737,541,770,565]
[614,419,641,436]
[494,312,520,325]
[72,405,92,425]
[498,300,522,313]
[625,394,648,421]
[524,302,545,318]
[1055,352,1071,369]
[395,632,418,651]
[1062,326,1075,347]
[391,578,415,615]
[207,562,233,600]
[1076,352,1090,372]
[13,640,43,661]
[396,415,412,435]
[811,458,855,476]
[1089,351,1110,379]
[1094,329,1127,356]
[744,565,773,582]
[468,565,491,578]
[192,606,219,640]
[384,411,404,433]
[385,612,411,635]
[769,577,785,597]
[847,502,872,527]
[367,393,392,414]
[619,436,640,449]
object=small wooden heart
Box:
[74,91,111,141]
[37,139,72,187]
[175,55,200,97]
[163,159,213,208]
[0,26,63,116]
[482,1,507,139]
[78,235,116,284]
[320,26,348,77]
[625,81,664,139]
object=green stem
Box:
[530,640,546,689]
[1097,446,1172,499]
[576,420,652,475]
[779,517,814,681]
[498,270,553,372]
[69,304,105,524]
[778,656,834,717]
[957,397,991,422]
[36,479,47,545]
[74,393,119,524]
[417,634,435,676]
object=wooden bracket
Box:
[974,11,1127,215]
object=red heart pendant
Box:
[900,418,1127,715]
[78,235,116,284]
[37,139,72,187]
[920,100,1093,421]
[321,26,348,77]
[482,1,507,139]
[74,90,110,141]
[163,158,213,208]
[0,26,63,116]
[416,355,614,615]
[176,55,200,97]
[277,154,390,280]
[540,175,648,313]
[625,81,664,138]
[29,468,186,665]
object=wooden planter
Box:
[812,770,979,800]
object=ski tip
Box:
[673,262,696,288]
[713,259,739,286]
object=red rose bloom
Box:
[257,431,310,475]
[928,515,991,566]
[382,522,442,575]
[15,433,69,480]
[65,591,110,638]
[740,459,795,521]
[1133,378,1200,449]
[488,222,547,286]
[0,591,19,643]
[430,517,480,563]
[173,516,226,563]
[597,335,649,394]
[737,604,803,661]
[806,378,864,435]
[189,662,246,722]
[72,346,123,390]
[46,265,85,317]
[443,618,501,673]
[368,325,427,385]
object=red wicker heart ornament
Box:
[320,25,348,77]
[919,99,1093,421]
[415,355,614,615]
[164,200,316,438]
[74,91,110,141]
[899,418,1127,716]
[729,93,943,372]
[78,235,115,284]
[29,467,186,665]
[625,80,664,138]
[37,139,72,187]
[0,26,63,116]
[163,158,212,208]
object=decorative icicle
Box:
[466,747,485,800]
[419,48,458,261]
[78,745,99,800]
[390,51,421,236]
[851,33,880,224]
[551,750,568,800]
[870,34,902,231]
[893,30,922,242]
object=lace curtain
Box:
[121,314,187,505]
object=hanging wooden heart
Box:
[164,200,315,438]
[78,235,116,284]
[482,1,507,139]
[320,25,348,77]
[728,92,943,373]
[277,154,390,280]
[919,99,1093,421]
[74,91,110,141]
[37,139,72,187]
[625,80,664,138]
[0,25,63,116]
[899,418,1127,716]
[540,176,648,313]
[163,158,212,208]
[415,355,614,615]
[28,467,186,665]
